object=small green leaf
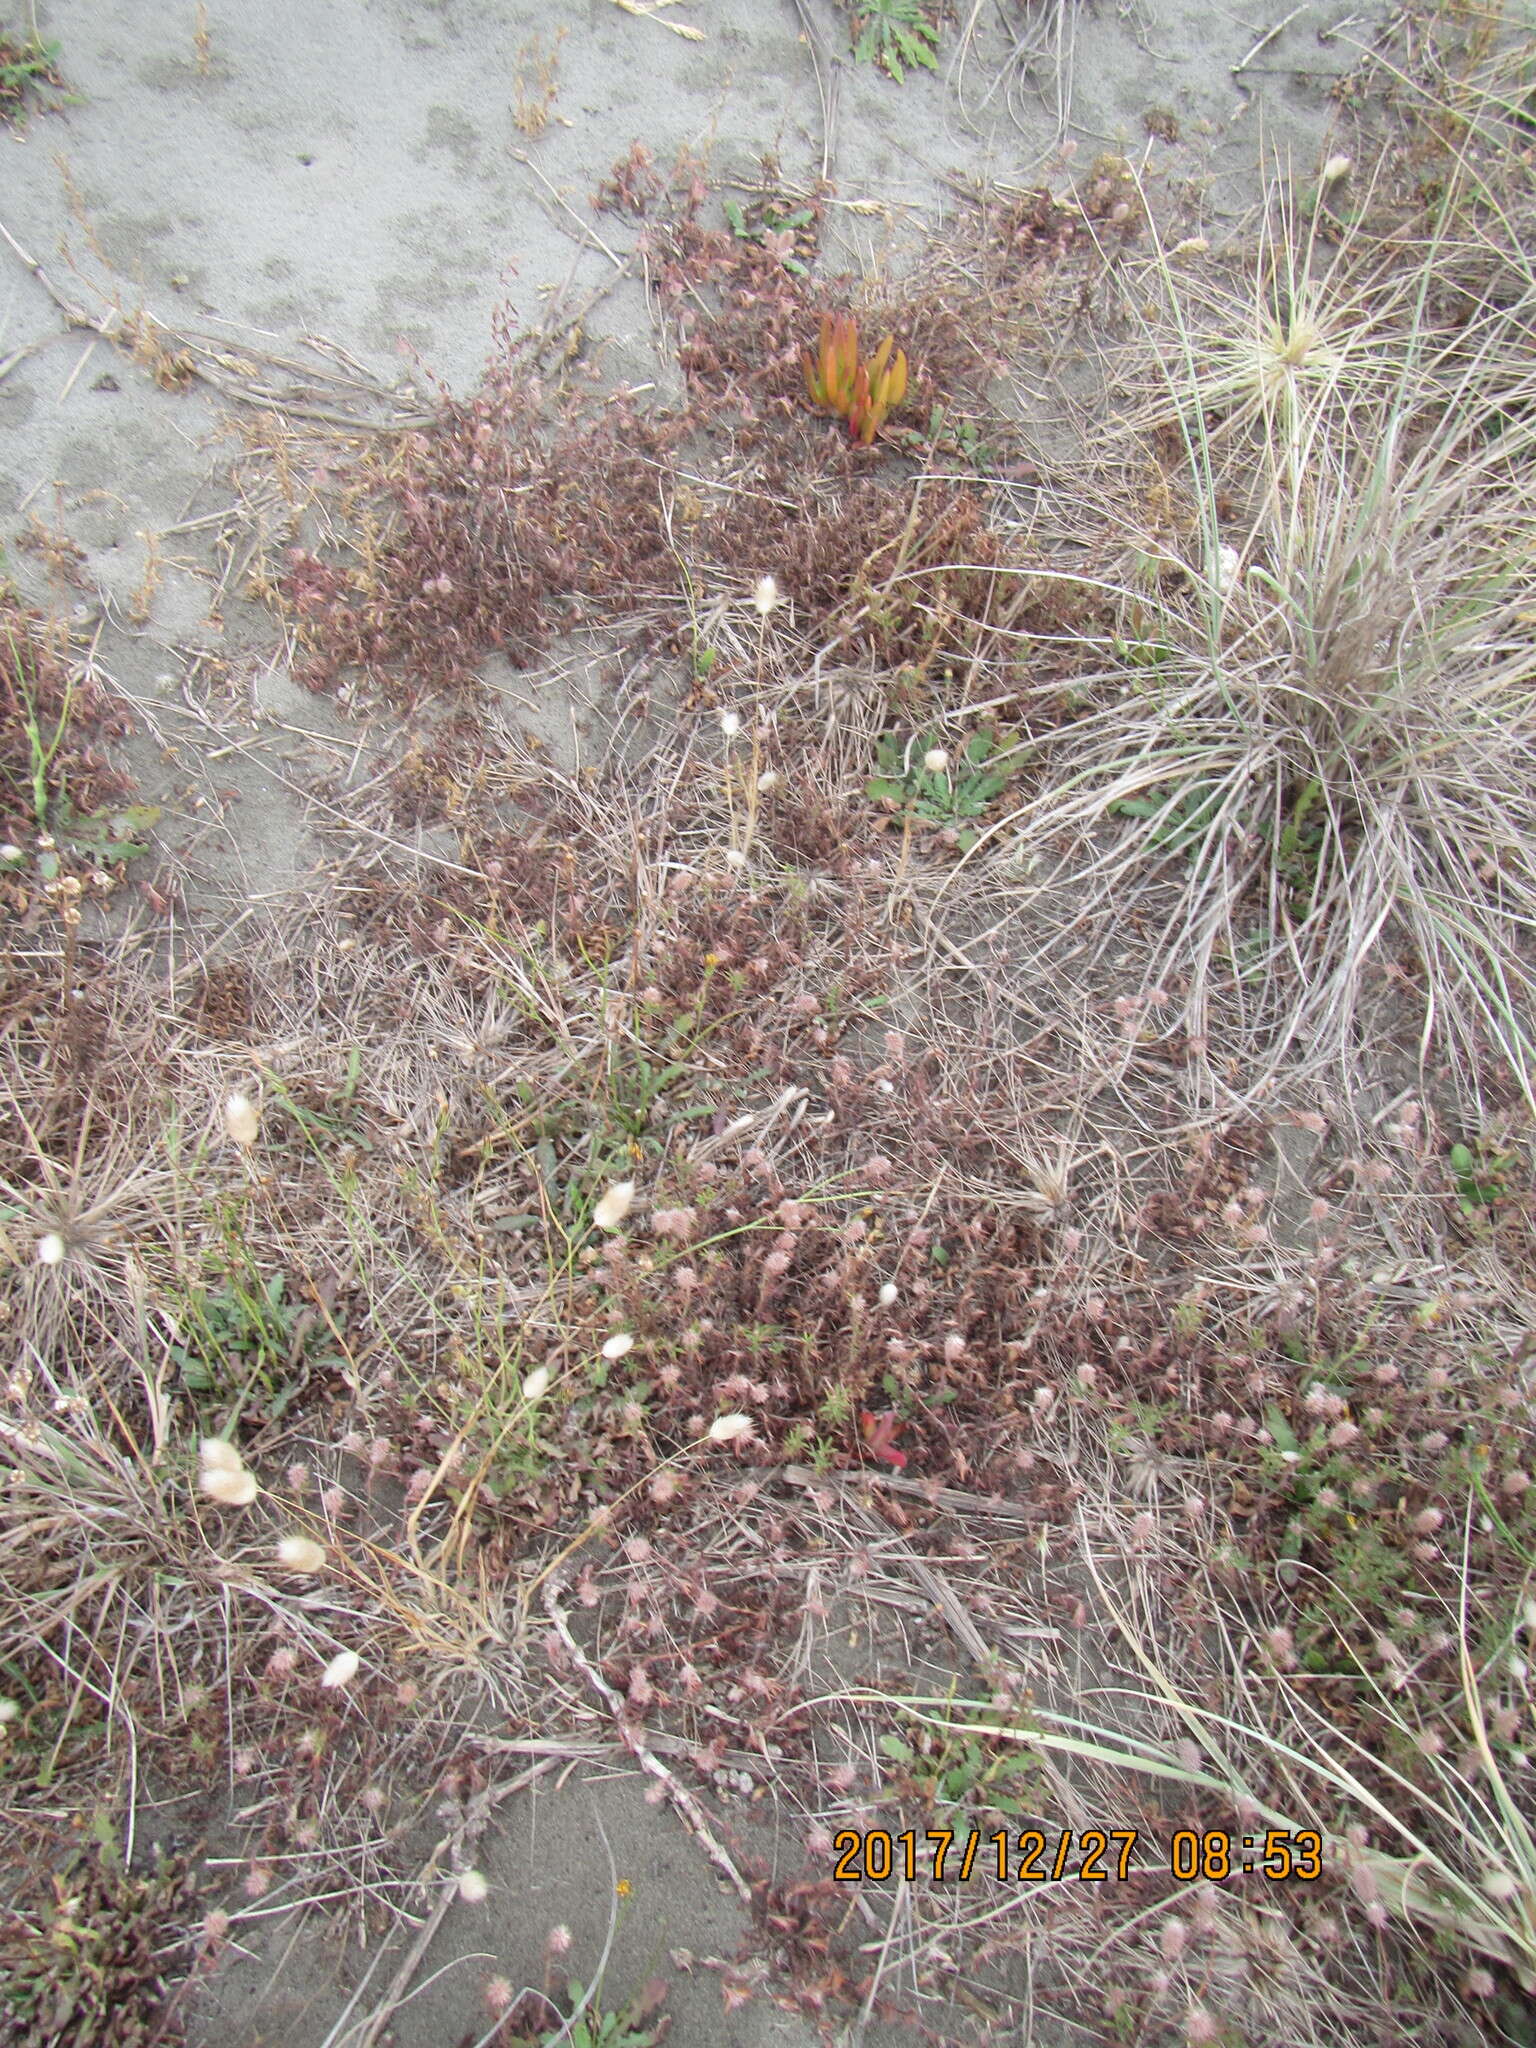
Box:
[893,24,938,68]
[1265,1405,1301,1458]
[111,803,162,833]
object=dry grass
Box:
[4,17,1536,2046]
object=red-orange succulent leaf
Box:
[803,314,909,443]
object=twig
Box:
[0,338,42,383]
[337,1758,561,2048]
[787,0,841,183]
[543,1573,753,1905]
[778,1458,1067,1512]
[512,149,627,270]
[1232,4,1306,74]
[0,215,433,430]
[786,1475,1002,1672]
[609,0,705,39]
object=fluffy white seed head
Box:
[201,1463,259,1507]
[458,1869,490,1904]
[752,574,781,616]
[224,1092,261,1147]
[601,1332,635,1360]
[276,1536,327,1575]
[36,1232,66,1267]
[319,1649,361,1690]
[521,1365,553,1404]
[923,747,948,775]
[720,710,741,739]
[592,1181,636,1232]
[707,1412,754,1445]
[199,1438,258,1506]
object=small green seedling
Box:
[171,1268,341,1419]
[1448,1138,1515,1216]
[538,1980,669,2048]
[36,800,162,879]
[0,32,64,123]
[722,196,815,275]
[1111,780,1224,859]
[866,728,1015,851]
[1266,777,1329,913]
[924,403,994,470]
[878,1700,1039,1816]
[848,0,939,81]
[264,1060,372,1151]
[6,636,74,830]
[1111,627,1177,670]
[3,623,159,870]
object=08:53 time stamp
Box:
[832,1828,1324,1886]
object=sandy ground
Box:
[0,2,1363,2041]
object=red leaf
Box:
[858,1411,908,1469]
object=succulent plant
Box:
[802,312,909,445]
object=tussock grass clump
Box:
[951,170,1536,1110]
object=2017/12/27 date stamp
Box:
[831,1828,1324,1885]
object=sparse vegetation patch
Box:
[5,7,1536,2044]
